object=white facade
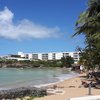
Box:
[18,52,25,58]
[28,53,33,60]
[6,57,30,61]
[18,51,80,64]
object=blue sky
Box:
[0,0,87,55]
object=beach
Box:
[34,73,100,100]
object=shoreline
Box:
[0,71,79,99]
[0,68,78,90]
[34,71,79,88]
[0,72,100,100]
[34,73,100,100]
[0,72,78,90]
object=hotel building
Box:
[18,52,80,64]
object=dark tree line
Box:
[0,56,74,68]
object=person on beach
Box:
[80,65,84,73]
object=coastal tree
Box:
[73,0,100,70]
[61,56,74,68]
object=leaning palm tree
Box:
[73,0,100,70]
[73,0,100,37]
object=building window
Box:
[32,54,38,60]
[73,55,78,58]
[42,54,48,60]
[63,53,69,57]
[73,52,78,58]
[74,58,78,60]
[52,53,56,60]
[25,54,28,58]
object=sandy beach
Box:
[34,73,100,100]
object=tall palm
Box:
[73,0,100,70]
[73,0,100,37]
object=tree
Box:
[73,0,100,70]
[61,56,74,68]
[73,0,100,37]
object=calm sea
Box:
[0,68,78,90]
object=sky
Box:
[0,0,88,55]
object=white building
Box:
[18,52,80,64]
[4,54,30,61]
[6,57,30,61]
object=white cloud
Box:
[0,7,60,40]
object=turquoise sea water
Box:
[0,68,77,89]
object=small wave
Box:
[57,72,79,81]
[34,72,79,88]
[0,69,79,89]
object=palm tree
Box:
[73,0,100,37]
[73,0,100,70]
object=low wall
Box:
[0,87,47,99]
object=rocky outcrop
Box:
[0,87,47,99]
[0,62,39,68]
